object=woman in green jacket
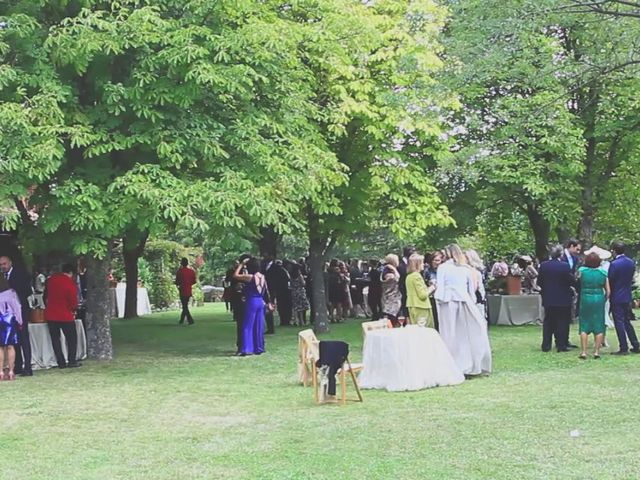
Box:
[406,254,435,327]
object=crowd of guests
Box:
[537,239,639,359]
[488,254,540,293]
[224,245,493,376]
[224,237,640,370]
[0,255,83,381]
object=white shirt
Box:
[564,249,574,269]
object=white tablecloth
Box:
[29,319,87,369]
[115,283,152,317]
[358,325,465,392]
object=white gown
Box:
[435,261,492,375]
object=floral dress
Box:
[291,275,310,313]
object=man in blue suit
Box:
[608,241,639,355]
[538,245,576,352]
[561,238,582,274]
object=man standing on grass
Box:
[538,245,576,352]
[44,263,80,368]
[232,254,251,353]
[176,257,197,325]
[608,241,640,355]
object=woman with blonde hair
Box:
[465,249,486,318]
[435,244,492,375]
[405,254,435,327]
[381,254,402,326]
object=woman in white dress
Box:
[435,244,492,375]
[465,249,486,320]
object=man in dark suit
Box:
[560,238,582,348]
[261,256,276,334]
[0,255,33,376]
[608,241,640,355]
[561,238,582,274]
[538,245,576,352]
[231,254,251,354]
[268,260,292,326]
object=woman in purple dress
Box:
[233,257,270,356]
[0,277,23,380]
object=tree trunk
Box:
[577,202,594,248]
[308,241,329,334]
[257,226,280,259]
[576,86,599,247]
[525,203,551,260]
[85,244,114,360]
[556,226,572,245]
[307,208,331,334]
[577,132,596,247]
[122,230,149,319]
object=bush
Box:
[143,240,190,310]
[149,272,178,310]
[192,285,204,306]
[112,238,203,310]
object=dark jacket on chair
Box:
[317,341,349,396]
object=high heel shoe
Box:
[7,371,15,380]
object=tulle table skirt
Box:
[359,325,464,392]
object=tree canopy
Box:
[2,0,640,343]
[441,0,640,256]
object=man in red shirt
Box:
[176,257,197,325]
[44,263,80,368]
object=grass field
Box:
[2,303,640,479]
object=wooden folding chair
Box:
[297,329,319,387]
[312,341,363,406]
[361,319,392,339]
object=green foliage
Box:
[149,272,177,310]
[0,1,344,256]
[442,0,640,248]
[472,210,535,261]
[191,284,204,306]
[142,239,190,309]
[197,232,253,286]
[137,257,153,289]
[279,0,456,252]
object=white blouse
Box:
[434,260,475,303]
[0,289,23,326]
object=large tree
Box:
[443,0,640,255]
[1,1,342,354]
[273,1,456,332]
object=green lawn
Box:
[2,304,640,479]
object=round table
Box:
[29,319,87,369]
[358,325,464,392]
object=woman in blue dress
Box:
[233,257,270,356]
